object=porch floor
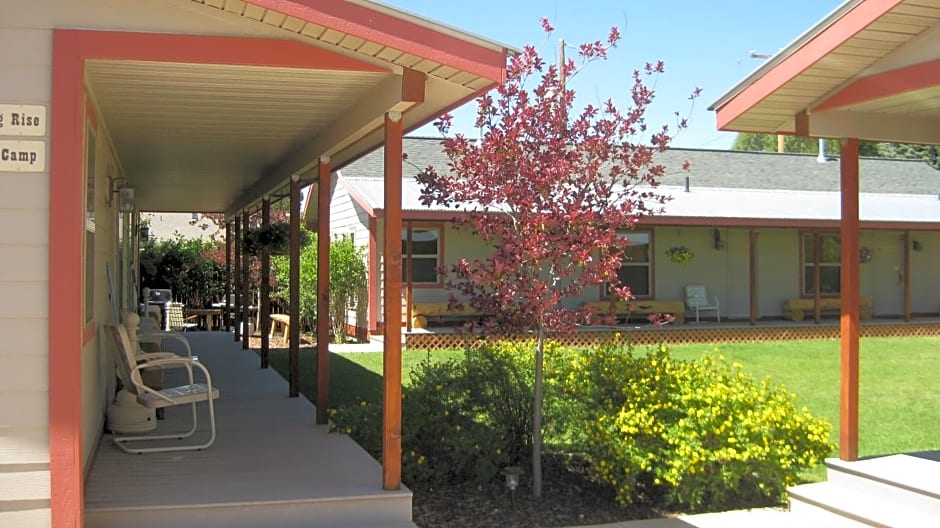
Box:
[84,332,414,528]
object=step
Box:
[86,492,414,528]
[825,454,940,515]
[789,480,939,527]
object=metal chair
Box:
[105,323,220,454]
[685,284,720,323]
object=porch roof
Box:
[86,0,513,215]
[709,0,940,144]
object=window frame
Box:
[402,223,444,288]
[604,230,653,300]
[800,230,841,297]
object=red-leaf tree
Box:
[416,20,698,497]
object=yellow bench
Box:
[582,300,685,325]
[411,302,480,329]
[782,298,873,321]
[270,313,291,340]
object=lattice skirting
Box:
[404,321,940,350]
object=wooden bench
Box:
[270,313,291,340]
[782,298,873,321]
[411,302,480,329]
[582,300,685,325]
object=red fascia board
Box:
[813,59,940,112]
[640,216,940,231]
[58,29,387,71]
[375,209,471,222]
[249,0,507,82]
[715,0,903,131]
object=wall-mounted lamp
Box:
[713,229,726,251]
[118,187,135,213]
[140,224,150,242]
[912,240,923,251]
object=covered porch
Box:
[44,1,511,526]
[84,331,413,528]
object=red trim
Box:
[813,59,940,112]
[84,98,98,131]
[715,0,903,130]
[57,29,386,71]
[48,27,397,527]
[248,0,507,82]
[403,223,445,289]
[50,29,85,528]
[368,216,379,332]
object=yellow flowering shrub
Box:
[557,339,835,511]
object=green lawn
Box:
[270,336,940,481]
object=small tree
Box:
[417,19,698,497]
[329,235,367,343]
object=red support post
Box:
[290,175,301,398]
[261,198,271,368]
[382,112,404,490]
[317,158,332,424]
[839,137,860,462]
[242,209,251,350]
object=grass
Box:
[270,335,940,482]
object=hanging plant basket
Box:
[665,246,694,265]
[243,222,308,256]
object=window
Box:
[402,226,441,285]
[802,232,840,296]
[609,231,651,297]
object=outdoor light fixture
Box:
[501,465,523,507]
[913,240,923,251]
[713,229,726,251]
[118,187,135,214]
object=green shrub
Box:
[330,341,536,486]
[559,337,835,512]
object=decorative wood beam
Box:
[813,59,940,113]
[382,111,404,490]
[839,137,861,462]
[317,158,332,424]
[800,110,940,145]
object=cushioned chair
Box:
[106,323,220,454]
[685,284,720,323]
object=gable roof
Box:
[335,136,940,228]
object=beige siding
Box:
[330,178,373,328]
[910,231,940,315]
[0,1,324,524]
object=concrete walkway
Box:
[576,508,795,528]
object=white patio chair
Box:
[685,284,720,323]
[105,323,220,454]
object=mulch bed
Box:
[411,454,663,527]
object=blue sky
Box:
[383,1,844,150]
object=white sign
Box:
[0,140,46,172]
[0,105,46,136]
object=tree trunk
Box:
[532,326,545,498]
